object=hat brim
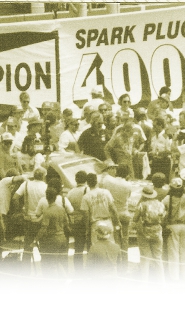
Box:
[142,191,157,199]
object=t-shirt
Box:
[99,173,131,214]
[36,195,74,217]
[16,180,47,218]
[78,127,107,161]
[80,187,114,223]
[59,130,81,152]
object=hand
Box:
[115,225,120,231]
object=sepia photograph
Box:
[0,1,184,313]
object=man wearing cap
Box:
[0,132,22,177]
[133,186,165,283]
[58,117,81,154]
[147,86,173,121]
[81,85,105,118]
[86,222,122,277]
[21,117,44,171]
[162,177,185,282]
[19,91,40,122]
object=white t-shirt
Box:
[98,174,131,214]
[36,195,74,217]
[16,180,47,218]
[80,187,114,223]
[0,177,14,215]
[59,129,81,151]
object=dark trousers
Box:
[22,220,41,274]
[74,230,86,272]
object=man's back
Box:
[99,173,131,213]
[16,179,47,218]
[81,187,113,223]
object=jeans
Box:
[137,231,164,283]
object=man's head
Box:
[179,111,185,129]
[118,93,131,111]
[67,118,80,133]
[50,102,61,120]
[1,132,13,152]
[48,177,62,195]
[98,103,108,116]
[158,93,170,110]
[153,117,165,133]
[27,117,43,134]
[87,173,97,188]
[83,105,95,123]
[41,101,53,119]
[105,113,117,130]
[33,167,47,181]
[75,171,87,185]
[116,164,130,179]
[90,112,104,134]
[19,92,30,111]
[159,86,171,97]
[46,187,58,205]
[6,116,18,136]
[120,121,134,137]
[152,172,166,188]
[12,106,24,120]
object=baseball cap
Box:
[42,101,52,109]
[96,223,112,239]
[170,177,183,189]
[7,116,18,126]
[28,117,43,126]
[1,132,14,142]
[91,85,104,97]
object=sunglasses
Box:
[3,141,12,145]
[122,101,130,103]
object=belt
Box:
[91,217,110,224]
[143,223,159,227]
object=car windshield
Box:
[59,158,105,187]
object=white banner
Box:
[0,6,185,110]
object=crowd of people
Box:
[0,86,185,285]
